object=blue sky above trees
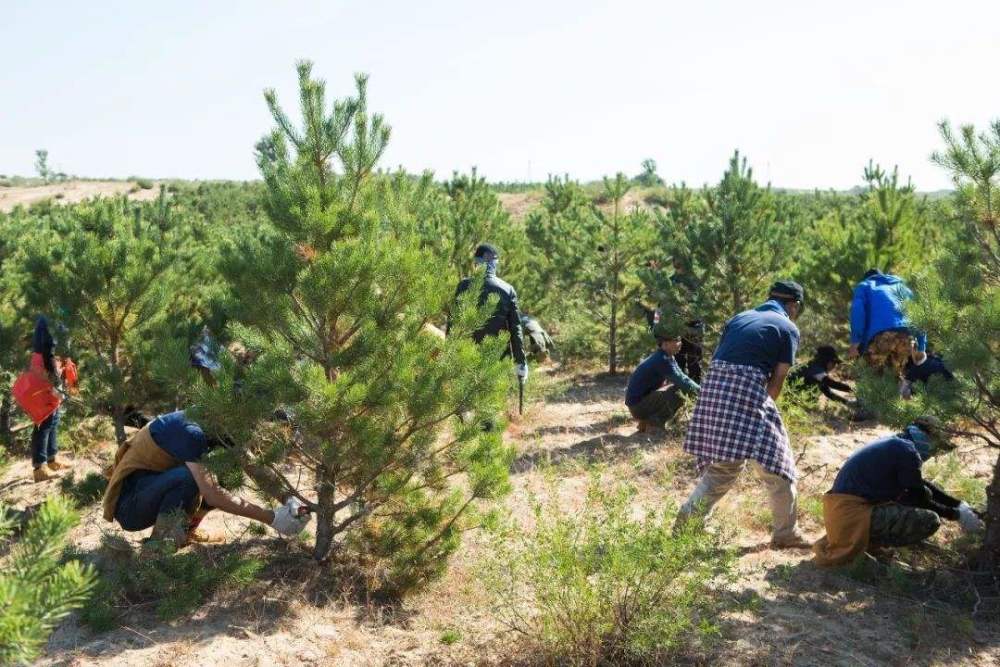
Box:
[2,0,998,189]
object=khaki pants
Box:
[677,460,798,540]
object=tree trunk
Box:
[113,406,127,446]
[0,392,11,446]
[979,449,1000,569]
[312,473,337,561]
[609,300,618,375]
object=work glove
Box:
[271,497,311,536]
[957,502,985,533]
[516,363,529,381]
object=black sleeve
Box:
[507,289,527,366]
[898,484,960,521]
[924,480,962,509]
[816,377,851,404]
[826,377,852,393]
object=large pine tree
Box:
[193,63,512,585]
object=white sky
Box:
[2,0,997,189]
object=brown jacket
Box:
[812,493,874,567]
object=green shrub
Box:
[134,178,155,190]
[82,536,265,630]
[0,496,95,664]
[59,472,109,507]
[481,477,733,664]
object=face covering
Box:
[475,256,499,274]
[904,425,933,460]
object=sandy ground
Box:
[4,368,1000,666]
[0,180,161,212]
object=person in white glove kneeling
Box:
[102,410,310,547]
[814,417,983,566]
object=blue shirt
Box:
[148,410,208,462]
[849,272,927,352]
[712,300,800,374]
[831,436,924,502]
[625,350,700,407]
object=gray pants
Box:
[677,460,799,540]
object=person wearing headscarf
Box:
[450,243,528,381]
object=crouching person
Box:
[813,418,983,566]
[102,410,309,547]
[625,318,700,432]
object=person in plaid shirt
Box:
[675,281,812,549]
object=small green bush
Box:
[59,472,109,507]
[0,496,95,664]
[481,477,733,664]
[134,178,154,190]
[82,535,265,630]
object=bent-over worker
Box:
[102,410,309,546]
[676,281,811,549]
[813,418,982,566]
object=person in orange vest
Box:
[29,316,74,482]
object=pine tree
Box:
[0,495,95,665]
[678,151,793,328]
[34,149,49,183]
[416,168,509,281]
[194,63,512,583]
[15,197,202,443]
[525,174,654,373]
[858,120,1000,566]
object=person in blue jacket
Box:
[625,317,700,431]
[848,269,927,389]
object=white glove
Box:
[271,497,311,536]
[957,502,985,533]
[516,363,529,380]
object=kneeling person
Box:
[814,418,982,566]
[102,410,309,546]
[625,324,700,431]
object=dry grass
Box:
[3,365,999,665]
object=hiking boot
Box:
[771,530,813,550]
[46,458,71,472]
[148,513,190,550]
[33,466,58,483]
[186,527,225,544]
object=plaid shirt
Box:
[683,360,797,481]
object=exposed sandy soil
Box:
[0,180,161,212]
[4,368,1000,666]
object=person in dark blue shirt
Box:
[625,323,700,431]
[829,419,983,547]
[789,345,853,405]
[712,296,801,380]
[112,410,310,545]
[904,353,954,386]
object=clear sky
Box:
[2,0,998,190]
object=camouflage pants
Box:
[629,386,683,427]
[868,503,941,547]
[864,331,914,377]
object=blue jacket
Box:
[849,273,926,352]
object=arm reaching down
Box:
[186,462,274,524]
[768,363,792,401]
